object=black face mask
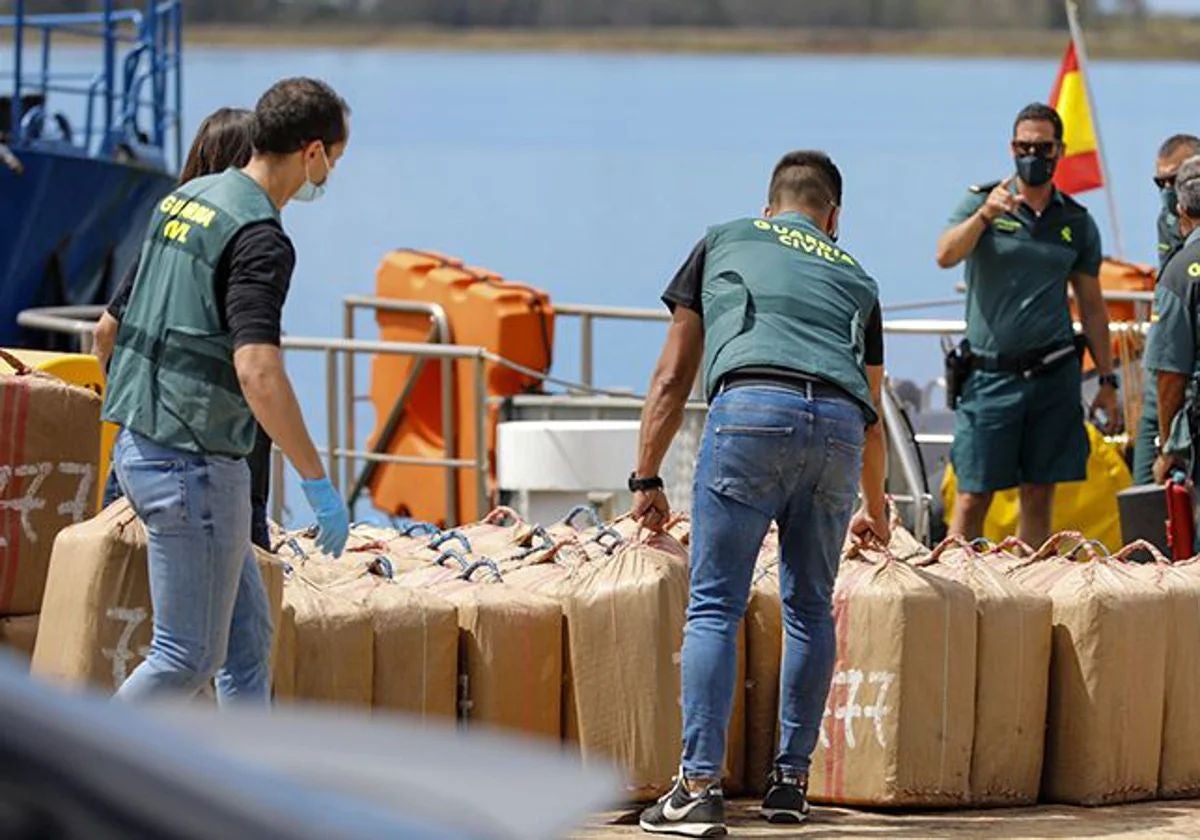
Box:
[1016,154,1057,187]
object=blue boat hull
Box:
[0,145,174,346]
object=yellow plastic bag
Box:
[942,424,1131,550]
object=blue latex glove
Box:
[300,477,350,558]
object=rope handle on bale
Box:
[990,536,1034,558]
[1030,531,1088,562]
[461,557,503,582]
[511,525,555,561]
[399,521,440,538]
[927,534,980,563]
[1113,539,1171,565]
[483,506,523,527]
[844,534,899,564]
[590,526,624,555]
[562,504,602,532]
[434,547,471,571]
[0,349,31,375]
[429,529,472,554]
[368,556,395,579]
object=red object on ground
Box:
[1165,478,1195,561]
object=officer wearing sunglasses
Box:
[935,102,1117,547]
[1131,134,1200,484]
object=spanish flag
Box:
[1048,41,1104,194]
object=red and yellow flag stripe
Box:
[1049,41,1104,195]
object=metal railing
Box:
[556,291,1154,391]
[3,0,183,166]
[14,298,1152,543]
[271,336,490,528]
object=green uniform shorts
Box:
[951,357,1090,493]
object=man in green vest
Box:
[1146,156,1200,488]
[1132,134,1200,484]
[102,77,351,703]
[936,102,1117,547]
[632,151,888,837]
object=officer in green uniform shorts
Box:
[935,102,1118,546]
[1132,134,1200,484]
[1146,156,1200,486]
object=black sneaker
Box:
[760,767,810,824]
[638,773,727,837]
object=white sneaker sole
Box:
[638,818,727,837]
[760,807,808,824]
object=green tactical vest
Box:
[102,169,280,456]
[701,212,880,422]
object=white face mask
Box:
[293,144,331,203]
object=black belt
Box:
[719,370,851,401]
[969,337,1085,379]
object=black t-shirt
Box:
[106,220,295,348]
[661,238,885,366]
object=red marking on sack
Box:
[0,378,30,610]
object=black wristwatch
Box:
[1097,372,1120,390]
[628,473,664,492]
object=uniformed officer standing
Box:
[102,78,352,703]
[935,102,1118,546]
[631,151,888,837]
[1145,156,1200,486]
[1132,134,1200,484]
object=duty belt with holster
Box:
[943,334,1088,410]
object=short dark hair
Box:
[768,150,842,210]
[179,107,253,184]
[1013,102,1064,141]
[251,77,350,155]
[1158,133,1200,161]
[1177,156,1200,218]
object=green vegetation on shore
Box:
[183,21,1200,61]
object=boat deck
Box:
[573,798,1200,839]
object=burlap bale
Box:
[0,354,101,615]
[1008,535,1167,805]
[744,563,781,796]
[274,602,296,699]
[919,537,1052,805]
[809,546,976,807]
[562,532,690,801]
[427,566,562,741]
[284,572,374,707]
[32,501,150,690]
[329,572,459,720]
[0,613,39,663]
[1115,542,1200,799]
[33,499,286,694]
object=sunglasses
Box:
[1154,174,1177,190]
[1011,140,1058,159]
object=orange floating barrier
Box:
[367,250,554,524]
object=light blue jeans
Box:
[112,427,273,704]
[682,385,864,780]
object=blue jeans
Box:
[682,385,865,780]
[112,427,273,704]
[105,428,273,552]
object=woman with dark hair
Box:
[94,106,276,552]
[95,107,255,366]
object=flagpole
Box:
[1065,0,1124,258]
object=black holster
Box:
[943,337,972,410]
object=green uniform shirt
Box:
[948,183,1103,356]
[1145,227,1200,379]
[1159,206,1185,270]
